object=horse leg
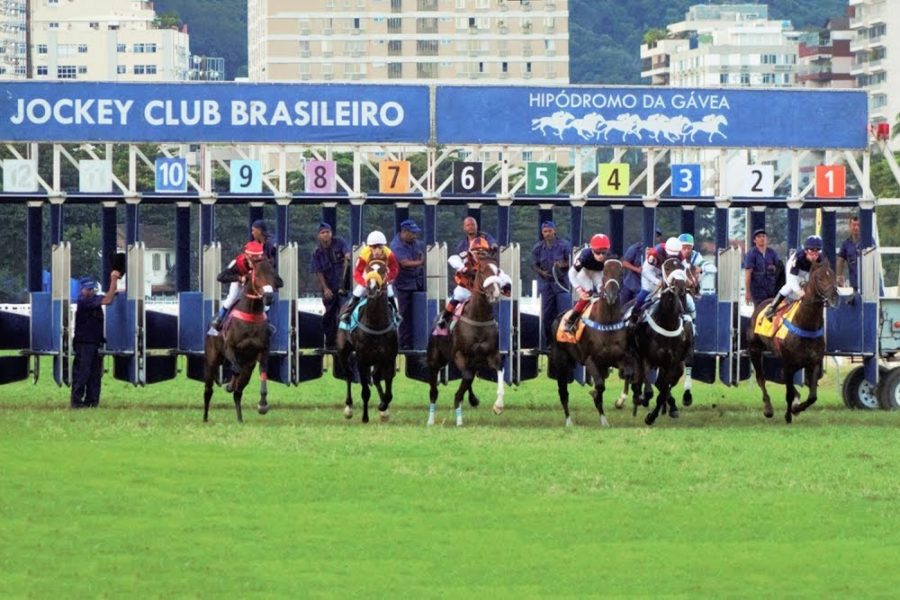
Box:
[378,363,395,422]
[492,366,505,415]
[682,351,694,407]
[668,365,684,419]
[257,348,270,415]
[341,347,354,420]
[645,384,665,426]
[783,367,799,424]
[203,368,215,422]
[585,360,609,428]
[427,364,439,426]
[360,363,372,424]
[454,369,475,427]
[793,363,820,415]
[750,347,773,419]
[232,363,254,423]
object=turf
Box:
[2,356,899,597]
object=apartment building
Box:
[796,16,854,89]
[248,0,569,83]
[640,4,799,88]
[849,0,899,126]
[0,0,25,78]
[0,0,190,81]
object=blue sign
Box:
[155,157,187,193]
[0,82,431,144]
[671,164,701,197]
[436,86,868,149]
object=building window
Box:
[720,73,729,84]
[57,65,77,79]
[146,43,157,53]
[388,40,402,56]
[117,65,126,74]
[502,61,508,73]
[48,22,59,29]
[388,62,402,79]
[353,18,360,29]
[37,66,48,76]
[117,43,126,53]
[15,65,25,76]
[387,18,401,33]
[133,43,145,53]
[526,62,532,73]
[134,65,146,75]
[478,62,485,73]
[762,73,775,84]
[146,65,157,75]
[740,73,750,85]
[37,44,47,54]
[78,44,88,53]
[48,0,59,4]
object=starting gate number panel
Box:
[154,157,187,193]
[598,163,630,196]
[742,165,774,197]
[671,164,701,197]
[229,160,262,194]
[305,160,337,194]
[452,161,483,194]
[2,159,38,192]
[379,160,410,194]
[79,159,113,193]
[815,165,846,198]
[526,162,557,195]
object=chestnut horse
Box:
[746,260,838,423]
[203,257,280,422]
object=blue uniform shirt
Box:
[838,237,862,289]
[742,246,779,302]
[390,234,426,291]
[310,237,351,292]
[531,237,572,291]
[456,232,498,255]
[622,241,645,293]
[73,294,105,344]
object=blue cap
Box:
[79,276,97,290]
[400,219,421,234]
[251,219,268,235]
[753,228,766,238]
[317,222,333,233]
[541,220,556,230]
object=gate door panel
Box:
[185,243,221,382]
[51,242,72,386]
[269,243,296,386]
[407,242,448,383]
[108,243,145,385]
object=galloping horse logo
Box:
[530,111,729,144]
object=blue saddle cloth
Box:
[338,299,401,332]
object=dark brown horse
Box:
[630,258,694,426]
[427,256,510,426]
[203,258,280,422]
[548,259,635,427]
[336,259,398,423]
[747,260,838,423]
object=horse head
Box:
[247,258,278,307]
[601,259,623,305]
[476,256,506,303]
[806,259,839,308]
[364,259,388,298]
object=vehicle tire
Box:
[877,367,900,410]
[841,365,882,410]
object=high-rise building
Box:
[640,4,799,88]
[0,0,26,79]
[796,16,854,89]
[248,0,569,83]
[1,0,190,81]
[849,0,898,127]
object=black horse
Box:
[630,259,694,426]
[203,258,280,422]
[548,259,635,427]
[427,255,509,426]
[336,259,398,423]
[747,260,838,423]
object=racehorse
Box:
[746,260,838,423]
[548,259,635,427]
[203,257,280,422]
[427,255,508,426]
[336,259,398,423]
[630,258,694,426]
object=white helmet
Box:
[665,237,682,255]
[366,231,387,246]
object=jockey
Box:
[340,231,400,324]
[563,233,610,333]
[678,233,711,282]
[631,236,695,324]
[766,234,825,319]
[435,235,512,332]
[211,240,266,330]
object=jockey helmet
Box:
[469,236,491,252]
[589,234,610,252]
[665,237,682,256]
[678,233,694,246]
[243,240,265,260]
[804,235,823,250]
[366,231,387,246]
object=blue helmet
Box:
[804,235,823,250]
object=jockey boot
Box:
[211,306,227,331]
[340,296,362,324]
[565,298,590,333]
[765,293,785,320]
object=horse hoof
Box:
[492,403,503,415]
[785,412,792,424]
[565,417,573,427]
[682,391,693,407]
[343,406,353,419]
[791,401,803,415]
[469,396,480,408]
[257,403,269,415]
[225,383,234,393]
[669,408,680,419]
[763,408,774,419]
[379,410,390,422]
[600,415,610,428]
[644,414,655,426]
[615,394,627,410]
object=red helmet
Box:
[469,236,491,252]
[589,234,611,252]
[244,241,265,260]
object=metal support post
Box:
[822,210,837,266]
[175,205,191,292]
[610,206,624,256]
[102,202,117,284]
[27,202,43,292]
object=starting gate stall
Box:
[269,243,298,385]
[405,242,447,382]
[183,243,220,381]
[24,242,71,386]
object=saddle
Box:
[432,300,469,337]
[339,299,401,333]
[555,309,587,344]
[753,300,799,340]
